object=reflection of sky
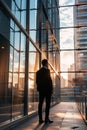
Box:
[59,7,74,27]
[60,28,74,49]
[30,0,37,9]
[60,0,75,80]
[60,51,74,71]
[59,0,75,6]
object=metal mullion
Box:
[59,71,87,73]
[60,48,87,51]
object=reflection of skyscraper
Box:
[75,0,87,82]
[68,64,75,88]
[19,78,24,90]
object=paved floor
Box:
[13,102,87,130]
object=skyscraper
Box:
[74,0,87,87]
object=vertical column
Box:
[24,0,30,115]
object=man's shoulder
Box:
[36,67,50,74]
[36,68,43,74]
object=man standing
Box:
[36,59,53,124]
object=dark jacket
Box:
[36,67,53,93]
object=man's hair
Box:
[42,59,48,66]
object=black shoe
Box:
[39,120,44,124]
[45,119,53,124]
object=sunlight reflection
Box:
[56,112,65,118]
[56,112,82,120]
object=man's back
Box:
[36,67,53,93]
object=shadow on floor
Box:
[34,123,50,130]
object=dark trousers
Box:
[38,92,51,120]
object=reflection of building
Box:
[75,0,87,84]
[61,76,66,88]
[19,78,24,90]
[0,0,60,127]
[74,0,87,122]
[68,64,75,87]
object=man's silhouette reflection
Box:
[36,59,53,124]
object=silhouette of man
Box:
[36,59,53,124]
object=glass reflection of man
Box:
[36,59,53,124]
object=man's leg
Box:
[38,93,44,123]
[45,93,51,120]
[45,93,53,123]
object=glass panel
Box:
[12,73,24,117]
[28,73,38,114]
[10,19,15,30]
[60,28,74,49]
[19,73,25,90]
[20,52,25,72]
[21,33,26,51]
[59,0,75,6]
[29,53,38,72]
[30,10,37,29]
[21,11,26,28]
[14,50,19,72]
[30,31,36,42]
[22,0,26,9]
[59,7,74,27]
[15,0,21,8]
[60,51,74,72]
[10,28,14,46]
[30,0,37,9]
[29,42,36,51]
[15,6,21,22]
[9,47,13,71]
[28,43,39,114]
[14,32,20,50]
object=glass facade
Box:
[74,0,87,122]
[0,0,87,127]
[59,0,87,122]
[0,0,60,126]
[59,0,87,123]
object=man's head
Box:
[42,59,48,67]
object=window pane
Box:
[59,0,75,6]
[20,52,25,72]
[60,28,74,49]
[59,7,74,27]
[14,32,20,50]
[14,50,19,71]
[21,11,26,28]
[30,0,37,9]
[9,47,13,71]
[21,33,26,51]
[60,51,74,72]
[30,10,37,29]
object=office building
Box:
[74,0,87,121]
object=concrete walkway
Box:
[13,102,87,130]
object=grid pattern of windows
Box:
[0,0,60,125]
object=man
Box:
[36,59,53,124]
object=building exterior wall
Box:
[75,0,87,87]
[74,0,87,122]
